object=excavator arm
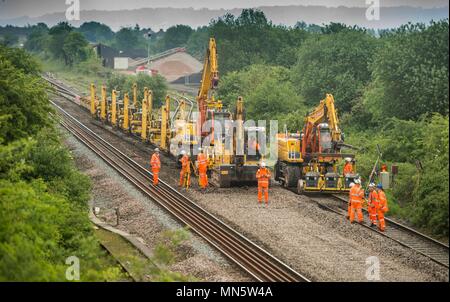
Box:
[301,93,342,155]
[197,38,219,137]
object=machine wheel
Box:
[284,166,300,188]
[274,161,281,181]
[297,179,305,195]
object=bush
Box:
[107,73,168,107]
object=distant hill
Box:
[0,5,448,31]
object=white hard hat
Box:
[260,162,266,168]
[345,157,352,162]
[349,182,355,188]
[198,147,203,151]
[154,148,160,152]
[354,178,361,184]
[368,182,376,187]
[180,150,186,155]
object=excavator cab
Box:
[317,123,333,153]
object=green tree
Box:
[291,30,378,113]
[163,25,193,49]
[78,21,114,43]
[367,20,449,121]
[219,65,305,124]
[62,31,88,66]
[107,73,168,107]
[0,33,19,46]
[48,22,73,63]
[0,48,51,144]
[114,27,139,51]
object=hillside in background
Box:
[0,5,448,30]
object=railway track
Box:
[46,75,448,277]
[309,194,449,268]
[47,86,309,281]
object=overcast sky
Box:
[0,0,448,19]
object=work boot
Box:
[370,223,376,227]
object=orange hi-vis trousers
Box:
[152,168,160,185]
[368,206,378,225]
[198,167,208,189]
[258,183,269,204]
[377,210,386,231]
[349,201,363,223]
[180,170,191,188]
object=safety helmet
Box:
[180,150,186,155]
[345,157,352,162]
[260,162,266,168]
[377,183,383,189]
[198,147,203,152]
[349,182,355,188]
[154,148,160,152]
[354,178,361,184]
[368,182,376,187]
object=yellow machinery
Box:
[275,94,358,194]
[196,38,265,187]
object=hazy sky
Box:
[0,0,448,19]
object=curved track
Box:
[46,80,309,282]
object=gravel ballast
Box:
[54,94,449,282]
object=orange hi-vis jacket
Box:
[343,162,353,174]
[180,154,190,172]
[349,185,364,208]
[377,190,389,213]
[197,153,207,171]
[256,168,271,187]
[150,153,161,170]
[368,190,379,209]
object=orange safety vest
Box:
[150,153,161,170]
[343,163,353,174]
[377,190,389,212]
[368,190,379,208]
[180,155,190,173]
[256,168,271,186]
[349,185,364,207]
[197,153,207,170]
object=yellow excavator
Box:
[275,94,358,194]
[197,38,265,187]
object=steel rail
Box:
[50,99,310,282]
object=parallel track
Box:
[47,84,309,281]
[311,194,449,268]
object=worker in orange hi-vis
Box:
[367,183,379,227]
[256,162,271,207]
[376,183,389,232]
[349,178,364,224]
[150,148,161,186]
[346,182,355,219]
[197,148,208,192]
[179,150,191,189]
[343,157,353,175]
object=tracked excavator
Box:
[196,38,265,187]
[275,93,359,194]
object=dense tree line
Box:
[0,46,123,280]
[215,13,448,237]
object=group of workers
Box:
[347,179,389,232]
[151,151,389,229]
[343,157,389,231]
[149,147,209,191]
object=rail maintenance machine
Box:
[196,38,265,187]
[275,94,359,194]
